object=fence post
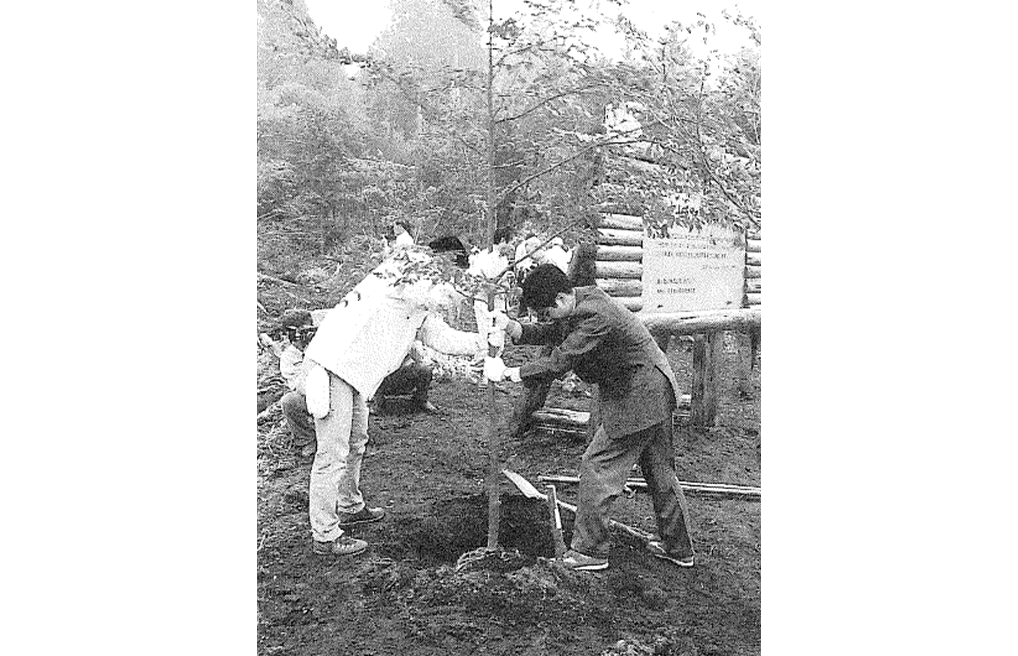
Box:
[691,331,722,427]
[735,330,756,399]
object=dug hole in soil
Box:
[258,334,760,656]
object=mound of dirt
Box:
[258,334,761,655]
[379,494,555,566]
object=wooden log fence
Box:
[591,218,763,314]
[554,213,762,428]
[594,261,643,279]
[599,213,645,231]
[594,278,643,297]
[615,297,643,312]
[745,232,761,307]
[691,332,723,426]
[594,245,644,261]
[640,308,761,336]
[596,228,644,247]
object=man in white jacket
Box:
[301,243,486,557]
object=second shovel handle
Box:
[546,485,568,558]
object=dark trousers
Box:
[509,374,554,439]
[571,420,695,559]
[280,391,316,447]
[374,362,432,406]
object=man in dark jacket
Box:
[487,264,695,571]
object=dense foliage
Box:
[256,0,763,558]
[257,0,761,264]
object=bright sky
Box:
[305,0,762,57]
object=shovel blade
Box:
[502,469,547,501]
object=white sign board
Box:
[641,224,745,313]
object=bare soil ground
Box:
[257,330,760,656]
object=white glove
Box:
[490,311,522,342]
[305,364,331,419]
[487,325,505,348]
[504,367,522,383]
[482,310,511,348]
[483,356,507,382]
[490,310,511,332]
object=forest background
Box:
[6,2,1013,655]
[256,0,761,315]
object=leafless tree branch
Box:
[494,138,642,207]
[494,84,598,125]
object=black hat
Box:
[281,309,314,330]
[428,235,469,268]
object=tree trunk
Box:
[484,0,500,551]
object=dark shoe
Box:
[338,506,385,527]
[559,549,608,571]
[312,535,367,557]
[647,540,694,568]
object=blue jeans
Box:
[309,374,370,542]
[571,420,695,559]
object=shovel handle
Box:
[504,469,656,547]
[540,485,655,546]
[545,485,568,558]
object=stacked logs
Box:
[531,394,692,435]
[584,211,763,428]
[594,213,645,312]
[594,213,762,312]
[745,230,762,307]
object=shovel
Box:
[544,484,568,557]
[501,469,656,546]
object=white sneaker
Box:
[559,549,608,571]
[647,540,694,568]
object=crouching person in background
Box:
[372,340,439,414]
[259,310,319,459]
[300,240,486,558]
